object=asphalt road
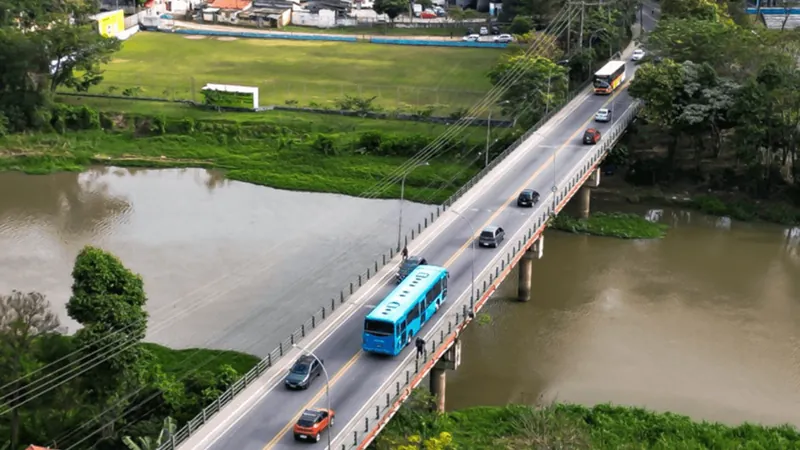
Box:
[199,58,644,449]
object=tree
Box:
[509,15,533,35]
[66,246,150,440]
[646,18,763,79]
[123,417,176,450]
[0,0,121,131]
[488,54,569,128]
[660,0,729,22]
[43,19,121,93]
[0,290,60,450]
[373,0,409,24]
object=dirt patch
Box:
[183,35,208,40]
[216,36,238,41]
[111,59,130,63]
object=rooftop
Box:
[209,0,252,9]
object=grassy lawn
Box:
[87,32,502,114]
[144,342,260,376]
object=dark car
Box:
[396,256,428,283]
[293,408,335,442]
[478,225,505,248]
[284,355,323,390]
[517,189,540,207]
[583,128,601,145]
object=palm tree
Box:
[122,417,176,450]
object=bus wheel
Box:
[406,335,411,346]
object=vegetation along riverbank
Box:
[374,391,800,449]
[551,212,669,239]
[615,0,800,226]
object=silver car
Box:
[595,108,611,122]
[478,226,505,248]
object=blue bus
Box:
[362,265,449,356]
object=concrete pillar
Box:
[518,249,535,302]
[578,186,591,219]
[430,367,446,413]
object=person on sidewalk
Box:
[402,245,409,260]
[415,337,425,358]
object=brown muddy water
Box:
[0,167,436,357]
[2,167,799,428]
[448,202,800,428]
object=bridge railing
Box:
[156,66,619,450]
[331,100,644,450]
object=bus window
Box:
[364,319,394,336]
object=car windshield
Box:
[598,109,608,115]
[290,363,309,374]
[399,259,420,273]
[297,411,318,427]
[519,191,532,199]
[480,231,495,238]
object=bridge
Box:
[155,13,659,450]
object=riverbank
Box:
[0,102,490,203]
[551,212,668,239]
[377,402,800,449]
[594,172,800,226]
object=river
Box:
[0,167,435,356]
[1,167,799,428]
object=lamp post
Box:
[293,344,331,450]
[451,209,476,312]
[486,100,510,167]
[397,161,430,252]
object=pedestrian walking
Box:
[402,245,409,260]
[415,337,425,358]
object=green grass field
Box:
[88,33,502,114]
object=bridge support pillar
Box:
[430,340,461,413]
[517,237,542,302]
[429,367,446,413]
[578,186,591,219]
[578,168,601,219]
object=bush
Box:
[311,133,337,155]
[0,113,8,137]
[509,16,533,34]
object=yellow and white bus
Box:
[593,61,626,95]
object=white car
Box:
[479,26,489,35]
[595,108,611,122]
[632,49,646,61]
[494,33,513,43]
[462,34,480,42]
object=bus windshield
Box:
[364,319,394,336]
[593,61,626,94]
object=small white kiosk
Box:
[200,83,260,110]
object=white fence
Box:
[124,5,166,29]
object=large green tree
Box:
[0,291,60,450]
[0,0,120,132]
[67,246,150,441]
[488,54,569,128]
[373,0,409,24]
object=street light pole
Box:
[293,344,331,450]
[450,209,475,312]
[485,111,492,167]
[397,161,429,252]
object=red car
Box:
[420,11,437,18]
[583,128,601,145]
[293,408,335,443]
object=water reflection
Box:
[448,203,800,428]
[0,167,436,356]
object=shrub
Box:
[0,113,8,137]
[311,134,337,155]
[509,16,533,34]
